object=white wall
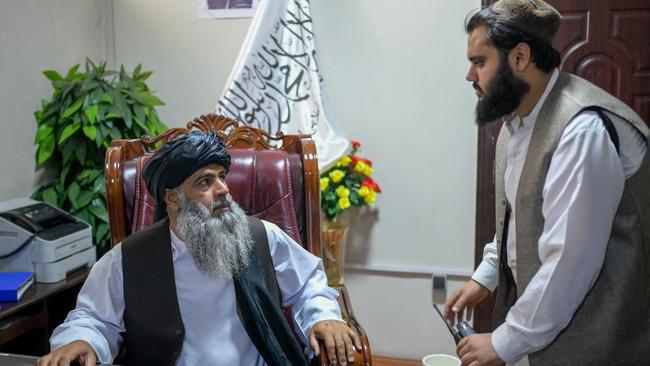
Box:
[111,0,252,127]
[311,1,479,269]
[0,0,112,200]
[310,0,480,359]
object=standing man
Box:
[445,1,650,365]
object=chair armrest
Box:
[317,285,372,366]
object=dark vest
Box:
[120,217,310,366]
[493,72,650,365]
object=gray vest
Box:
[493,72,650,365]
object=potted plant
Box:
[319,140,382,285]
[33,59,167,257]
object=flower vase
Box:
[321,223,348,286]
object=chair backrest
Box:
[105,114,322,257]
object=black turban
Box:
[143,131,231,221]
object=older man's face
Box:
[175,163,231,217]
[169,163,253,279]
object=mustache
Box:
[212,195,232,210]
[473,82,482,93]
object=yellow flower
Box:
[362,166,374,176]
[338,197,351,209]
[354,161,367,173]
[336,186,350,198]
[364,190,377,205]
[358,186,370,197]
[320,177,330,191]
[329,169,345,183]
[338,156,352,167]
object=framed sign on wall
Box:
[196,0,261,19]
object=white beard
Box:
[175,192,252,280]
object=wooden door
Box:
[474,0,650,332]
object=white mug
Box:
[421,353,461,366]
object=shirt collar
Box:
[504,68,559,131]
[169,227,188,261]
[524,68,559,126]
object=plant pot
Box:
[321,224,348,286]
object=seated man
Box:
[39,131,360,366]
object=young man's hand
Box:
[310,320,362,365]
[37,340,97,366]
[457,333,505,366]
[445,279,490,324]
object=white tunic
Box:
[50,220,342,365]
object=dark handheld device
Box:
[432,303,477,344]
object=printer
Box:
[0,197,95,283]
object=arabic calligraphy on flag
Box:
[217,0,349,169]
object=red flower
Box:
[350,156,373,167]
[351,140,361,149]
[362,177,382,193]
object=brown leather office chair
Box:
[104,114,372,366]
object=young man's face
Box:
[175,163,231,217]
[466,25,530,125]
[466,26,501,101]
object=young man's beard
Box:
[175,192,252,280]
[475,56,530,126]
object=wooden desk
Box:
[0,268,88,356]
[0,352,119,366]
[0,353,40,366]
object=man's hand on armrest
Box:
[310,320,361,366]
[38,340,97,366]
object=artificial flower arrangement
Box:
[320,140,382,222]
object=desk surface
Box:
[0,353,118,365]
[0,353,37,366]
[0,268,89,319]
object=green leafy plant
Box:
[33,59,167,257]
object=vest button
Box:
[173,351,179,357]
[176,329,183,336]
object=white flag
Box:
[216,0,349,170]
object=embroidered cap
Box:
[490,0,561,44]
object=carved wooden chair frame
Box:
[104,113,372,365]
